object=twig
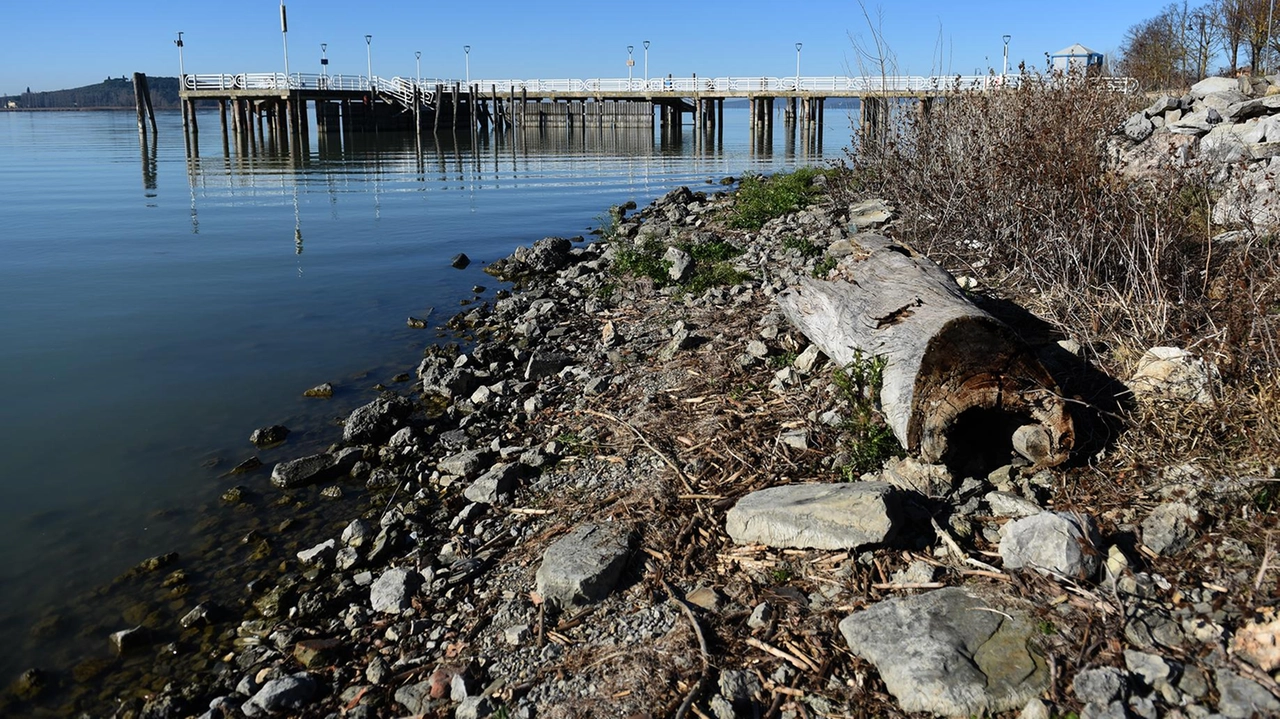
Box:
[746,637,815,672]
[663,579,712,719]
[1255,531,1275,591]
[586,408,696,494]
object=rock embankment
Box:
[17,176,1279,718]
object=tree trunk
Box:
[776,234,1074,469]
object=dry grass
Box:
[843,72,1280,482]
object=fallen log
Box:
[777,234,1073,469]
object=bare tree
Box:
[1219,0,1247,72]
[1120,4,1190,89]
[1189,4,1224,78]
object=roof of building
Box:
[1051,43,1101,58]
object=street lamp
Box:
[175,32,185,84]
[627,45,634,83]
[643,40,650,82]
[795,42,802,91]
[464,45,471,86]
[1002,34,1011,77]
[320,43,328,87]
[415,51,421,86]
[280,1,290,82]
[365,35,373,90]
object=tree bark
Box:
[776,234,1074,468]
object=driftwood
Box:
[777,234,1073,468]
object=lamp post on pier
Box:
[643,40,650,83]
[320,43,328,88]
[415,51,421,86]
[795,42,802,92]
[464,45,471,86]
[627,45,634,83]
[280,2,290,83]
[365,35,373,91]
[175,32,185,85]
[1002,34,1011,78]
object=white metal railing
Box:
[181,73,1140,96]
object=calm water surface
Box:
[0,107,854,682]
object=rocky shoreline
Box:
[9,172,1280,718]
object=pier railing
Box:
[182,73,1139,97]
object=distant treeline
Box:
[2,76,181,110]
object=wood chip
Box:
[746,637,814,672]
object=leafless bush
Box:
[843,70,1279,470]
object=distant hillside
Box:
[2,76,180,110]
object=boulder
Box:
[462,462,520,505]
[1128,347,1218,404]
[513,236,573,273]
[1215,668,1280,718]
[999,512,1100,580]
[839,588,1048,715]
[270,453,344,489]
[1190,76,1245,98]
[881,458,952,498]
[342,395,412,445]
[249,425,290,448]
[725,482,899,549]
[369,567,420,614]
[535,523,633,609]
[1199,124,1250,164]
[1141,502,1201,555]
[663,246,692,282]
[1122,113,1153,143]
[244,673,318,715]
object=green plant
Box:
[727,168,826,230]
[812,256,838,278]
[782,235,825,258]
[612,238,671,284]
[770,567,794,584]
[769,351,799,369]
[832,352,902,477]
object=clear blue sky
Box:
[2,1,1165,94]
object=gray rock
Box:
[1199,124,1250,164]
[524,351,573,380]
[438,449,489,479]
[1142,502,1200,555]
[1129,346,1218,405]
[1144,95,1180,117]
[1223,94,1280,122]
[986,491,1043,518]
[303,382,334,398]
[455,696,495,719]
[1191,77,1242,98]
[535,523,633,609]
[1073,666,1128,705]
[392,682,433,715]
[270,453,342,489]
[244,673,317,715]
[451,253,470,269]
[1124,649,1173,689]
[1123,113,1154,142]
[746,339,769,359]
[1215,668,1280,718]
[1081,700,1128,719]
[848,198,895,229]
[109,626,150,654]
[793,344,823,374]
[342,396,411,445]
[999,512,1100,580]
[296,539,336,565]
[838,587,1048,715]
[725,482,899,550]
[249,425,290,447]
[369,567,420,614]
[342,519,372,548]
[1019,698,1051,719]
[664,246,692,282]
[747,602,772,630]
[718,669,761,705]
[1199,89,1249,113]
[882,458,952,498]
[463,462,520,505]
[1167,108,1215,135]
[513,236,572,273]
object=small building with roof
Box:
[1050,43,1105,75]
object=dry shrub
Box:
[845,71,1279,472]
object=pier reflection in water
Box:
[0,106,853,698]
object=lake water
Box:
[0,106,855,686]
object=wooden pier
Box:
[173,72,1139,155]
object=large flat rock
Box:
[839,587,1048,716]
[724,482,899,550]
[535,523,633,609]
